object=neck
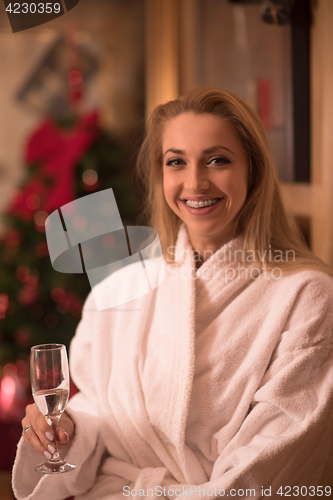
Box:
[187,230,239,266]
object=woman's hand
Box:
[21,404,75,460]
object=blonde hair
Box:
[136,87,333,277]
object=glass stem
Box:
[47,416,61,462]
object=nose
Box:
[183,164,210,192]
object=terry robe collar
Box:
[132,224,262,484]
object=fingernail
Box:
[58,428,69,442]
[44,451,52,460]
[45,432,54,441]
[48,444,56,454]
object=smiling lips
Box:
[184,198,220,208]
[180,197,224,214]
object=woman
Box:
[13,88,333,499]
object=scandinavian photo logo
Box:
[3,0,81,33]
[44,189,165,311]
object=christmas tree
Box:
[0,112,137,367]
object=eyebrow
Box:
[163,145,235,157]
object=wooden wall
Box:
[280,0,333,266]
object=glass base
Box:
[35,460,76,474]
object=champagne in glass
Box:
[30,344,76,474]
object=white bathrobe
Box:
[12,225,333,500]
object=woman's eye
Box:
[165,158,185,167]
[208,156,231,166]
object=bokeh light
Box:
[51,287,66,303]
[0,294,9,319]
[34,242,49,257]
[82,169,98,186]
[71,304,82,318]
[72,214,87,232]
[15,266,29,281]
[25,194,41,210]
[56,301,71,314]
[34,210,48,228]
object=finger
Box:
[22,423,56,459]
[23,407,57,457]
[57,411,75,441]
[57,427,69,444]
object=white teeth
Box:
[185,198,220,208]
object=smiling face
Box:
[162,112,249,253]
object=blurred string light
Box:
[0,294,9,319]
[65,28,85,108]
[51,287,66,303]
[34,210,48,229]
[82,168,98,190]
[34,241,49,257]
[0,361,30,421]
[0,365,16,418]
[15,266,29,281]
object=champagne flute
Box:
[30,343,76,474]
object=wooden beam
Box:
[279,182,312,217]
[145,0,179,115]
[310,0,333,265]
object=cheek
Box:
[163,172,179,204]
[223,171,248,205]
[162,171,170,202]
[162,182,175,215]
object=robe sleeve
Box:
[141,274,333,500]
[12,290,107,500]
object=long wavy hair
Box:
[136,87,333,276]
